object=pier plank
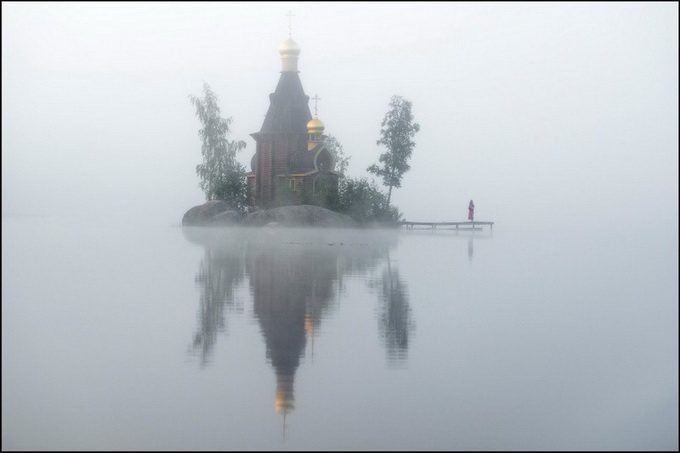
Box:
[400,221,494,230]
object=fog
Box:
[2,2,678,232]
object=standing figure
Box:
[468,200,475,221]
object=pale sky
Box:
[2,1,678,231]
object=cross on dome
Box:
[311,94,321,116]
[285,10,295,37]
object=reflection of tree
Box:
[192,248,245,365]
[183,228,247,366]
[372,255,415,366]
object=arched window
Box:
[315,148,333,173]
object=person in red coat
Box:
[468,200,475,221]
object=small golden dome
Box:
[307,116,325,133]
[278,37,300,56]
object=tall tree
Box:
[367,95,420,208]
[189,82,247,212]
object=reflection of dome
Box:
[307,116,325,133]
[278,37,300,56]
[304,312,314,338]
[274,382,294,414]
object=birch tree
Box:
[189,83,247,212]
[367,95,420,208]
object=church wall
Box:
[272,137,290,177]
[258,141,274,205]
[274,175,304,206]
[303,176,315,203]
[246,175,257,207]
[269,134,307,206]
[292,177,304,205]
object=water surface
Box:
[2,217,677,450]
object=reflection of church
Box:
[183,226,412,429]
[246,34,339,208]
[245,236,339,418]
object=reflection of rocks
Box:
[182,202,357,227]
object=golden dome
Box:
[279,37,300,72]
[278,37,300,56]
[307,116,325,133]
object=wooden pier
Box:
[400,221,494,231]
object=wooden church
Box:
[246,35,339,208]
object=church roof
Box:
[259,72,312,134]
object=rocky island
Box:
[182,201,357,228]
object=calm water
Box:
[2,217,678,451]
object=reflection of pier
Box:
[400,221,494,231]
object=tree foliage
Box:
[189,82,247,212]
[367,95,420,208]
[307,174,339,210]
[336,177,402,224]
[323,133,350,177]
[318,135,401,224]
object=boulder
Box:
[243,205,357,228]
[183,203,357,228]
[182,200,243,226]
[210,210,244,225]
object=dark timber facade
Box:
[246,37,338,209]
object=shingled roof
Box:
[259,72,312,134]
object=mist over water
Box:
[2,217,677,450]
